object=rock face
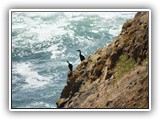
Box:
[56,12,149,108]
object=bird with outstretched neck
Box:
[67,61,73,72]
[77,50,85,61]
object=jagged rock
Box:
[56,12,149,108]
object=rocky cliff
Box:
[56,12,149,108]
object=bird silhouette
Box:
[67,61,73,72]
[77,50,85,61]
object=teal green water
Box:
[12,11,136,108]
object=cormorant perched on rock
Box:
[77,50,85,61]
[67,61,73,72]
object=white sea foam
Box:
[25,101,53,108]
[24,12,57,17]
[46,43,66,59]
[27,23,67,42]
[13,12,69,43]
[13,62,52,89]
[98,12,136,20]
[40,91,56,99]
[109,26,122,36]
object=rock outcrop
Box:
[56,12,149,108]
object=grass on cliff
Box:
[114,54,136,80]
[143,57,149,67]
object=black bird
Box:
[67,61,73,72]
[77,50,85,61]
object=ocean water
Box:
[11,11,136,108]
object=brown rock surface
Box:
[56,12,149,108]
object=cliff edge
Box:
[56,12,149,108]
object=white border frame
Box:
[9,9,151,111]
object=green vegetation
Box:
[111,79,117,86]
[143,57,148,66]
[114,54,136,79]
